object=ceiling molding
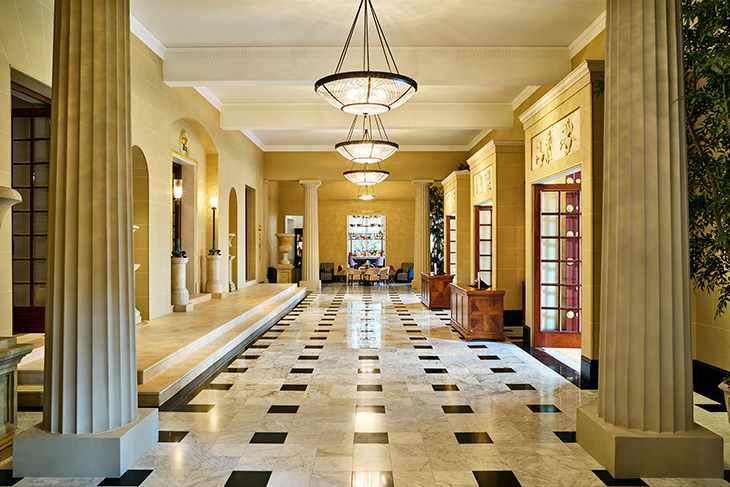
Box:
[466,129,492,151]
[194,87,223,111]
[467,140,524,165]
[130,14,167,59]
[518,60,604,125]
[258,144,471,153]
[511,86,540,111]
[568,10,606,59]
[240,130,266,151]
[223,103,512,113]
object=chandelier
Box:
[344,163,389,186]
[357,185,375,200]
[315,0,417,116]
[336,114,398,163]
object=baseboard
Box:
[581,356,598,389]
[693,360,729,404]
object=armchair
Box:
[320,262,334,283]
[395,263,414,283]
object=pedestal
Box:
[206,254,225,298]
[14,408,159,478]
[0,337,33,460]
[228,255,236,292]
[172,257,193,312]
[276,264,294,284]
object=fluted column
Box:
[13,0,157,477]
[576,0,722,479]
[412,180,433,291]
[299,180,321,291]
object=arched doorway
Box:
[132,145,150,322]
[229,188,238,290]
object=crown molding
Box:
[467,140,524,165]
[511,86,541,111]
[223,103,512,113]
[194,87,223,111]
[518,60,604,125]
[240,130,266,151]
[441,170,471,187]
[568,10,606,59]
[130,14,167,59]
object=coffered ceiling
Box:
[130,0,606,151]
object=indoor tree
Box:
[684,0,730,315]
[429,184,444,271]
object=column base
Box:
[173,303,194,312]
[299,280,321,292]
[576,405,723,479]
[13,408,158,478]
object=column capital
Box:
[412,179,434,188]
[299,180,321,189]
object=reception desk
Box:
[420,273,454,309]
[449,283,505,341]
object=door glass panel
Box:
[33,284,46,306]
[13,213,31,234]
[541,215,559,236]
[479,241,491,255]
[474,206,492,284]
[33,236,47,258]
[12,141,31,163]
[34,188,48,210]
[562,262,580,284]
[541,238,558,260]
[542,262,559,283]
[542,191,559,212]
[34,141,50,162]
[13,117,31,139]
[34,164,49,186]
[541,285,559,307]
[12,261,30,282]
[541,309,559,331]
[34,117,51,138]
[33,212,48,234]
[33,260,47,282]
[480,256,491,271]
[13,237,30,258]
[12,165,31,187]
[13,284,30,306]
[15,189,31,211]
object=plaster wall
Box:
[693,290,730,372]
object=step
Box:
[137,285,301,385]
[189,293,212,306]
[18,384,43,408]
[138,287,305,406]
[18,358,44,385]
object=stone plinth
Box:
[172,257,193,312]
[275,264,294,284]
[206,254,225,299]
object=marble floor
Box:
[3,283,730,486]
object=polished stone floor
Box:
[3,283,730,486]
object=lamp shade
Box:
[173,179,183,200]
[315,71,417,116]
[344,168,389,186]
[336,139,398,164]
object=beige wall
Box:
[693,290,730,372]
[442,171,472,284]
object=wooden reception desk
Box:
[420,273,454,309]
[449,283,505,341]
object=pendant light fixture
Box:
[315,0,417,116]
[357,185,375,200]
[336,114,398,163]
[344,162,389,186]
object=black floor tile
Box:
[224,471,272,487]
[357,405,386,414]
[227,367,248,373]
[352,471,394,486]
[425,368,448,374]
[250,432,287,444]
[310,337,327,340]
[506,383,535,390]
[240,355,259,360]
[432,384,459,391]
[554,431,576,443]
[419,356,440,360]
[175,404,215,413]
[158,430,188,443]
[522,347,581,386]
[455,432,492,444]
[478,355,500,360]
[473,470,522,487]
[409,336,427,341]
[359,355,379,360]
[290,368,314,374]
[305,345,324,349]
[270,328,287,332]
[268,405,299,414]
[298,355,319,360]
[442,405,474,413]
[592,470,648,486]
[209,383,233,390]
[248,344,269,349]
[491,367,515,373]
[468,344,488,349]
[354,432,389,444]
[98,470,153,486]
[315,329,330,333]
[526,404,561,413]
[357,385,383,391]
[414,345,433,349]
[280,384,307,391]
[318,323,333,327]
[358,368,381,374]
[697,403,726,412]
[0,471,20,486]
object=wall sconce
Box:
[172,179,185,258]
[209,195,221,255]
[173,179,183,200]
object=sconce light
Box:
[173,179,183,200]
[209,195,221,255]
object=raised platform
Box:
[18,283,305,408]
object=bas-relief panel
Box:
[473,166,493,198]
[444,189,456,214]
[531,110,580,170]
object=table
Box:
[420,273,454,309]
[449,283,505,341]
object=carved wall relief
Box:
[444,189,456,213]
[532,110,580,170]
[473,166,493,197]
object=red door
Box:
[534,180,582,348]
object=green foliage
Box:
[593,74,605,97]
[684,0,730,315]
[429,185,444,270]
[456,162,470,171]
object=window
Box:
[474,206,492,285]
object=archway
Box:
[132,145,150,321]
[229,188,238,290]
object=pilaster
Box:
[299,180,321,291]
[412,179,433,291]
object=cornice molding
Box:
[130,14,167,59]
[441,170,471,187]
[194,87,223,111]
[511,86,541,111]
[518,60,604,125]
[568,10,606,59]
[222,103,512,113]
[164,46,570,62]
[467,140,524,165]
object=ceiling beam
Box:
[163,46,570,88]
[219,103,514,131]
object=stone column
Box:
[412,180,433,291]
[171,257,193,312]
[576,0,723,479]
[299,180,321,291]
[13,0,157,477]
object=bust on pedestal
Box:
[275,233,295,283]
